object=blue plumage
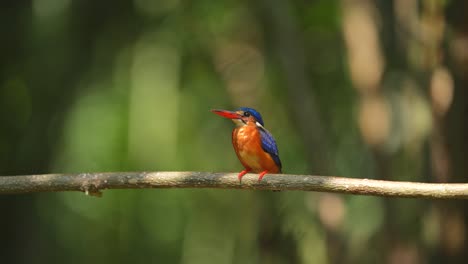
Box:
[259,127,282,172]
[238,107,264,126]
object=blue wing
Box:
[259,128,282,171]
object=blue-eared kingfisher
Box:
[211,107,282,182]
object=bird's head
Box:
[211,107,264,127]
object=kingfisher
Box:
[211,107,282,182]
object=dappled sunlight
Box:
[342,0,384,93]
[430,67,454,117]
[53,88,126,172]
[387,243,421,264]
[317,193,345,231]
[128,32,181,169]
[358,95,391,147]
[398,83,432,154]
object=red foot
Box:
[258,170,269,182]
[238,169,251,183]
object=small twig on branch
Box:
[0,172,467,199]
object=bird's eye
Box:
[243,112,251,117]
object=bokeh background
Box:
[1,0,467,263]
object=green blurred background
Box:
[1,0,467,263]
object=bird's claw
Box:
[238,169,251,183]
[258,170,268,182]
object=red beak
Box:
[211,109,242,119]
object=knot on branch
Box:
[82,184,103,197]
[77,173,106,197]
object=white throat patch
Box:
[232,119,246,127]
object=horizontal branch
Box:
[0,172,467,199]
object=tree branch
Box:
[0,172,467,199]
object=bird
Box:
[211,107,282,182]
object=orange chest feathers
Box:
[231,125,279,173]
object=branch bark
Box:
[0,172,467,199]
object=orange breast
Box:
[232,124,280,173]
